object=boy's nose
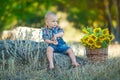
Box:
[55,22,57,25]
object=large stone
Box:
[0,40,47,63]
[0,40,85,69]
[1,26,43,42]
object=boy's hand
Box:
[52,36,57,41]
[51,36,57,45]
[52,41,58,45]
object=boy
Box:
[42,12,80,70]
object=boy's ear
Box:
[45,21,47,24]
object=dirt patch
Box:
[108,43,120,58]
[70,43,120,58]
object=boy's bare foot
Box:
[72,62,81,67]
[49,64,54,70]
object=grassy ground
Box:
[0,42,120,80]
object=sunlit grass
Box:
[0,57,120,80]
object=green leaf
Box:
[87,27,93,34]
[102,41,108,48]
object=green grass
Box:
[0,28,120,80]
[0,57,120,80]
[0,43,120,80]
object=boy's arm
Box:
[45,39,58,45]
[54,26,64,38]
[52,32,63,41]
[54,32,64,38]
[42,29,54,44]
[45,39,54,44]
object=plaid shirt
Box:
[42,26,64,41]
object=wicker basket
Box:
[86,47,108,63]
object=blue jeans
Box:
[48,38,70,54]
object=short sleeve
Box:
[57,26,64,33]
[42,28,49,40]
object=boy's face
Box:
[45,15,58,28]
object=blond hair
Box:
[45,12,56,20]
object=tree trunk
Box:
[113,0,120,42]
[104,0,114,34]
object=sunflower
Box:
[82,29,89,34]
[89,45,96,49]
[99,35,106,41]
[89,34,97,41]
[87,38,95,45]
[103,28,109,35]
[109,34,114,40]
[80,27,114,49]
[105,38,111,44]
[95,41,102,48]
[93,27,101,34]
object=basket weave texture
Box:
[86,47,108,63]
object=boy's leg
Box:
[46,46,54,69]
[66,48,80,67]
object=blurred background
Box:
[0,0,120,43]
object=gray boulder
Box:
[0,40,85,69]
[0,40,47,62]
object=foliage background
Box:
[0,0,120,42]
[0,1,120,80]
